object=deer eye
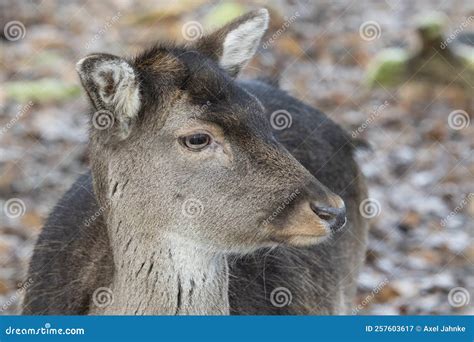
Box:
[181,133,212,151]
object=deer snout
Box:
[310,201,347,232]
[266,191,347,247]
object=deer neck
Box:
[97,227,230,315]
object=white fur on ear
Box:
[76,57,140,119]
[76,55,140,139]
[91,60,140,121]
[220,8,269,75]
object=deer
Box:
[22,9,368,315]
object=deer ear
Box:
[195,9,269,77]
[76,53,140,140]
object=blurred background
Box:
[0,0,472,315]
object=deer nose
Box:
[310,202,347,232]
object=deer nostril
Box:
[316,211,333,221]
[309,202,347,232]
[310,203,336,221]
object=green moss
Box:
[204,2,246,29]
[415,12,447,40]
[5,79,81,103]
[366,48,409,87]
[33,51,64,67]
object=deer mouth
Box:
[271,226,331,247]
[278,234,331,247]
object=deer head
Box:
[76,9,346,255]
